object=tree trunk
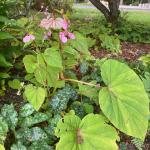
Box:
[89,0,120,27]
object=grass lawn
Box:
[72,8,150,24]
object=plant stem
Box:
[62,78,101,88]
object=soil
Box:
[91,42,150,62]
[0,88,24,111]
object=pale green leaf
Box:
[0,144,5,150]
[99,59,149,140]
[55,114,118,150]
[44,47,63,69]
[8,79,21,89]
[24,85,46,111]
[23,55,37,73]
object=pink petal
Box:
[23,35,31,43]
[23,34,35,43]
[62,19,68,30]
[68,32,75,39]
[59,32,68,43]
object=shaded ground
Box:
[0,89,24,111]
[91,42,150,62]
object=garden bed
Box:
[91,42,150,62]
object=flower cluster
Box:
[23,12,75,44]
[39,14,75,43]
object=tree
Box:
[89,0,120,26]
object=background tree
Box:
[89,0,121,26]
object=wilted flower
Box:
[59,31,75,43]
[23,34,35,43]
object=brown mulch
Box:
[0,88,24,111]
[91,42,150,62]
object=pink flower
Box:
[23,34,35,43]
[59,32,68,43]
[62,19,69,30]
[59,31,75,43]
[68,32,75,39]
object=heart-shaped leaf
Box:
[99,59,149,140]
[23,55,37,73]
[44,47,63,69]
[8,79,21,90]
[55,114,118,150]
[24,85,46,111]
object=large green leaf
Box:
[35,54,60,87]
[55,114,118,150]
[24,85,46,111]
[23,55,37,73]
[44,47,63,69]
[99,59,149,140]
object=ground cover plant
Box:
[0,1,150,150]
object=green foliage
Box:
[141,72,150,98]
[19,103,35,117]
[0,54,13,68]
[49,84,77,113]
[11,142,27,150]
[99,59,149,140]
[16,127,48,143]
[70,32,90,56]
[131,138,143,150]
[71,101,85,118]
[1,104,18,130]
[24,84,46,111]
[23,50,62,88]
[55,113,119,150]
[117,21,150,43]
[19,112,48,128]
[0,116,8,144]
[8,79,21,90]
[78,81,99,100]
[99,34,121,53]
[139,54,150,66]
